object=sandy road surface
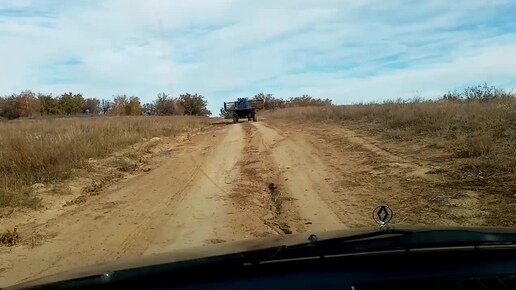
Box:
[1,121,356,287]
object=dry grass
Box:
[0,227,19,246]
[264,98,516,197]
[0,116,207,208]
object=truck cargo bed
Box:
[224,100,264,111]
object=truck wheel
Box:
[248,116,252,121]
[252,114,257,122]
[233,116,238,123]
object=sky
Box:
[1,0,515,114]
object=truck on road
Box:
[224,98,264,123]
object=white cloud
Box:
[0,0,515,113]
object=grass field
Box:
[0,116,207,208]
[264,97,516,198]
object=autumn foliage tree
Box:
[39,94,60,115]
[0,90,41,119]
[154,93,184,115]
[179,93,211,116]
[18,90,41,117]
[58,92,85,115]
[125,97,142,116]
[0,95,22,120]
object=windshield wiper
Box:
[240,228,516,264]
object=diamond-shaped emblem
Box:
[377,206,388,221]
[372,205,393,226]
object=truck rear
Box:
[224,98,264,123]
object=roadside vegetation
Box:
[0,116,207,208]
[0,91,211,120]
[265,84,516,199]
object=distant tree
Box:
[18,90,41,117]
[82,98,100,114]
[0,95,22,120]
[112,95,128,115]
[142,103,157,115]
[179,93,211,116]
[101,99,113,114]
[59,92,85,115]
[110,95,142,115]
[253,93,286,110]
[39,94,61,115]
[154,93,184,115]
[125,96,142,115]
[0,90,42,119]
[155,93,170,115]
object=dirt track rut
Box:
[1,121,350,286]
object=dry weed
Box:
[0,227,20,247]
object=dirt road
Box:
[0,120,488,286]
[0,121,351,286]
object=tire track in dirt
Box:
[252,122,348,232]
[316,127,438,180]
[228,123,301,237]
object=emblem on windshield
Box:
[372,205,393,226]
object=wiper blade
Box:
[241,228,516,263]
[315,227,516,249]
[339,229,516,254]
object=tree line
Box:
[254,93,332,109]
[0,91,211,120]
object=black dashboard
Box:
[17,247,516,290]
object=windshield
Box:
[0,0,515,287]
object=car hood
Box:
[7,225,516,289]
